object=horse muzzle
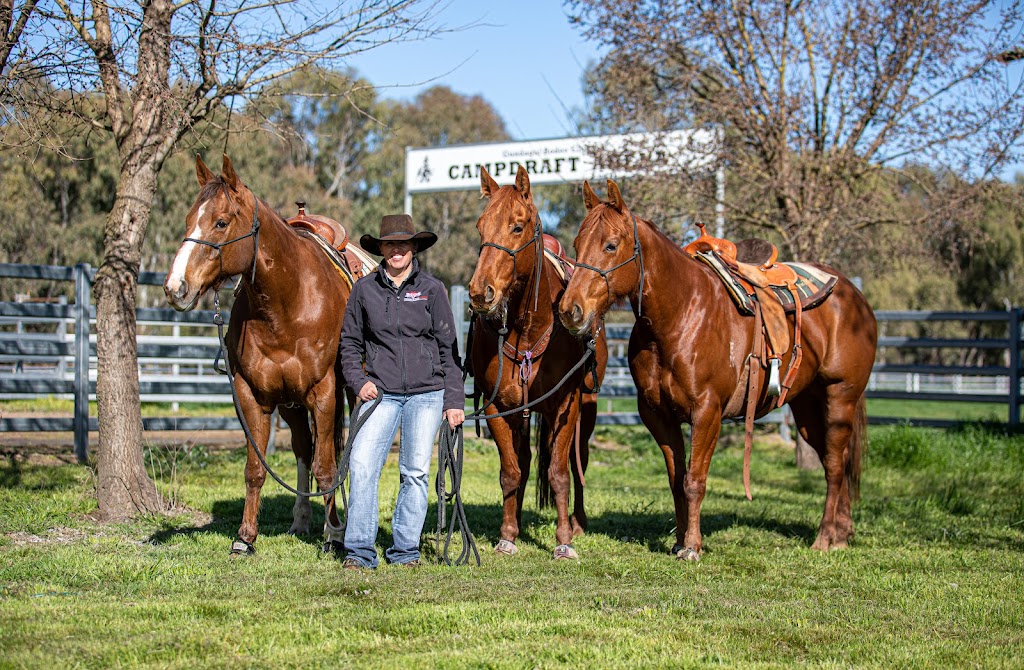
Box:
[468,284,504,317]
[558,301,593,337]
[163,278,199,312]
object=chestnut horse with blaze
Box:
[559,180,877,559]
[469,166,608,559]
[163,155,349,556]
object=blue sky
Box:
[344,0,602,141]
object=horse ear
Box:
[221,154,241,192]
[196,154,214,187]
[480,166,500,199]
[514,165,531,200]
[607,179,625,213]
[582,180,601,211]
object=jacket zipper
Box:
[396,282,407,392]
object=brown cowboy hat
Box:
[360,214,437,256]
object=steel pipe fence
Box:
[2,264,1022,462]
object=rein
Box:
[183,192,261,285]
[573,212,646,317]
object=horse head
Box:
[163,154,259,311]
[559,179,641,336]
[468,165,541,317]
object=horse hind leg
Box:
[791,388,863,550]
[307,378,343,554]
[278,404,313,536]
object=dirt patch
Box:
[5,527,93,547]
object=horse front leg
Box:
[278,405,313,536]
[235,376,272,556]
[680,402,723,560]
[307,375,343,555]
[637,395,688,555]
[549,398,581,559]
[487,407,524,556]
[572,389,597,537]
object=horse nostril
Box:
[484,285,495,304]
[572,304,583,325]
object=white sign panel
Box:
[405,129,717,193]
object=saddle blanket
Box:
[694,252,837,316]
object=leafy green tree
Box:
[352,86,509,286]
[3,0,447,519]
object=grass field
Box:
[1,423,1023,668]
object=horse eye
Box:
[605,242,618,252]
[512,225,524,234]
[215,219,228,229]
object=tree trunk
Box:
[794,433,821,470]
[94,161,164,519]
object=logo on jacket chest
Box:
[403,291,428,302]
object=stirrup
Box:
[767,357,781,396]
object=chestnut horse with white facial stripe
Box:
[559,180,876,559]
[163,155,349,556]
[468,166,608,559]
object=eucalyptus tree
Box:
[2,0,448,519]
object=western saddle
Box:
[286,201,377,288]
[682,223,822,500]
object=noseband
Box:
[479,214,544,312]
[573,212,646,316]
[182,192,261,284]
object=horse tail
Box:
[536,417,555,509]
[847,393,867,503]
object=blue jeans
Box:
[344,390,443,568]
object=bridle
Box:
[479,213,544,312]
[572,212,646,316]
[183,192,261,284]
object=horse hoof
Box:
[494,539,518,555]
[675,546,700,562]
[553,544,578,560]
[229,539,256,556]
[321,540,345,558]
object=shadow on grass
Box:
[145,490,819,554]
[148,493,336,551]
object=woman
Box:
[339,214,465,569]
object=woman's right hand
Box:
[358,381,378,402]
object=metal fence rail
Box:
[2,264,1022,462]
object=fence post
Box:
[450,285,468,353]
[74,263,91,463]
[1010,308,1022,428]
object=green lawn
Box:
[1,424,1023,668]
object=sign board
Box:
[404,128,718,194]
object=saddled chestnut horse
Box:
[469,166,608,559]
[163,155,352,555]
[559,180,877,559]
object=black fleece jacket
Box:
[339,259,464,410]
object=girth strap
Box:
[776,280,804,407]
[743,304,765,502]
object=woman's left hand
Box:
[444,408,465,428]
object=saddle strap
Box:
[743,304,764,502]
[776,281,804,407]
[502,323,555,365]
[574,409,586,488]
